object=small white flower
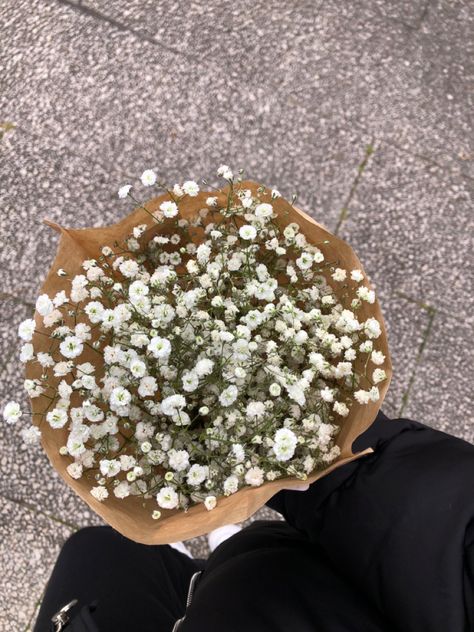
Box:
[271,189,281,199]
[334,362,353,379]
[138,376,158,397]
[186,259,199,274]
[3,401,22,425]
[351,269,364,282]
[204,495,217,511]
[286,384,306,406]
[206,196,218,207]
[246,401,266,418]
[354,389,370,405]
[183,180,199,196]
[21,425,41,445]
[194,358,214,377]
[273,428,297,462]
[100,459,121,477]
[91,486,109,502]
[46,408,68,428]
[54,361,73,377]
[182,371,199,392]
[320,387,334,403]
[114,481,130,499]
[20,343,34,363]
[160,200,179,218]
[369,386,380,402]
[217,164,233,180]
[294,330,308,345]
[141,169,157,186]
[244,466,264,486]
[18,318,36,341]
[118,184,132,198]
[296,253,313,270]
[239,225,257,240]
[333,401,350,417]
[372,368,387,384]
[148,336,171,359]
[331,268,347,282]
[269,383,281,397]
[359,340,373,353]
[231,444,245,463]
[344,348,357,361]
[130,359,147,378]
[110,387,132,409]
[357,286,375,304]
[129,281,149,303]
[223,474,239,496]
[59,336,84,359]
[67,462,83,479]
[255,203,273,218]
[187,464,208,486]
[161,394,186,417]
[219,385,238,407]
[371,350,385,365]
[36,294,54,316]
[168,449,190,472]
[156,486,179,509]
[43,309,62,328]
[119,259,140,278]
[84,301,104,324]
[364,318,382,339]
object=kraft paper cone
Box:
[26,180,391,544]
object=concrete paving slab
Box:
[58,0,474,179]
[338,141,474,320]
[403,312,474,443]
[0,496,73,631]
[0,133,121,303]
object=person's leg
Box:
[268,411,474,631]
[34,526,206,632]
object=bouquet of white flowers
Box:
[3,167,391,543]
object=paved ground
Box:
[1,0,473,629]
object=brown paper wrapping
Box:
[26,180,391,544]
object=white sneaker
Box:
[169,541,194,558]
[207,524,242,553]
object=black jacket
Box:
[180,411,474,631]
[41,411,474,632]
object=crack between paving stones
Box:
[397,304,437,417]
[351,123,474,185]
[333,141,375,235]
[54,0,198,62]
[23,589,45,632]
[372,0,431,33]
[2,494,80,532]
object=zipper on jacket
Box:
[171,571,202,632]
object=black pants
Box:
[34,526,206,632]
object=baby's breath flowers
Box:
[3,165,388,519]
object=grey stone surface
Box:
[339,141,474,318]
[58,0,474,180]
[1,0,473,629]
[0,497,73,631]
[404,312,474,442]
